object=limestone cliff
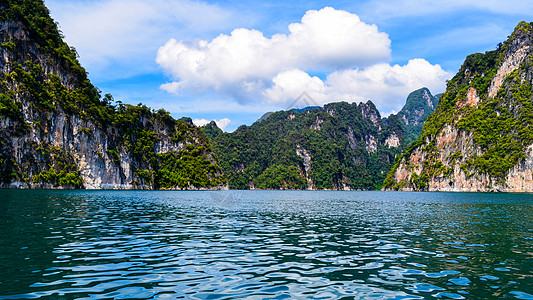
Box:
[396,88,441,144]
[206,89,438,190]
[384,22,533,192]
[0,1,226,189]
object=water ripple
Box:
[0,190,531,299]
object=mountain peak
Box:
[395,87,439,143]
[359,100,381,127]
[201,121,223,140]
[384,21,533,192]
[508,21,532,46]
[498,21,532,71]
[0,0,226,189]
[402,88,436,110]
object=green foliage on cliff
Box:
[1,41,15,51]
[457,67,533,180]
[0,93,24,124]
[157,149,225,189]
[204,87,439,190]
[254,165,307,189]
[0,0,89,81]
[111,107,225,189]
[31,145,83,188]
[0,0,226,189]
[384,21,533,190]
[208,101,412,190]
[396,88,440,144]
[201,121,224,141]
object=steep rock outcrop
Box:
[0,1,226,189]
[207,90,438,190]
[295,145,313,190]
[384,22,533,192]
[396,87,441,143]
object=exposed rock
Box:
[310,115,323,131]
[385,21,533,192]
[506,145,533,192]
[488,45,531,98]
[347,127,357,150]
[365,134,377,153]
[296,145,314,190]
[456,87,480,108]
[423,89,435,108]
[0,6,226,190]
[360,101,381,129]
[384,134,400,148]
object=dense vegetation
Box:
[110,104,225,189]
[396,88,441,144]
[0,0,103,117]
[384,21,533,190]
[206,89,438,190]
[207,103,392,190]
[0,0,225,189]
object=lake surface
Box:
[0,190,531,299]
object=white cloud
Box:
[215,118,232,131]
[193,118,232,131]
[326,59,451,112]
[263,69,328,105]
[264,59,451,113]
[192,119,211,127]
[157,7,451,114]
[45,0,236,79]
[160,82,182,94]
[156,7,390,96]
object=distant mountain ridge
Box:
[204,88,439,190]
[384,21,533,192]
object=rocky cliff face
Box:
[207,89,438,190]
[384,22,533,192]
[396,88,441,144]
[0,1,225,189]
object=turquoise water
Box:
[0,190,531,299]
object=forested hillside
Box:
[206,88,439,190]
[384,22,533,192]
[0,0,226,189]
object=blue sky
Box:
[45,0,533,131]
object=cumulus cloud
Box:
[214,118,232,131]
[156,7,390,94]
[157,6,452,113]
[192,119,211,127]
[264,59,450,112]
[193,118,231,131]
[263,69,328,105]
[45,0,236,78]
[325,59,450,112]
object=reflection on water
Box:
[0,190,531,299]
